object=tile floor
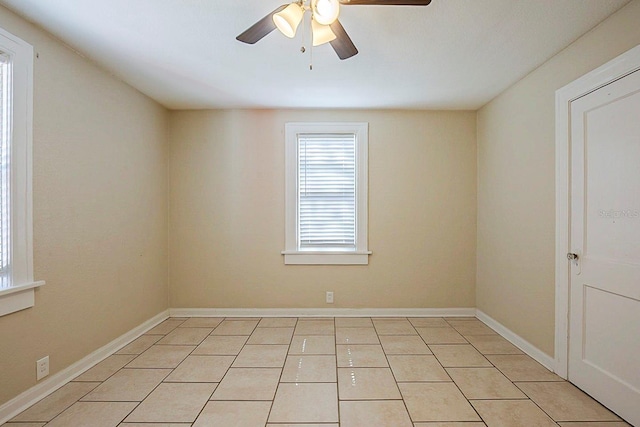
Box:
[3,316,632,427]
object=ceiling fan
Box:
[236,0,432,60]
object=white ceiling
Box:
[0,0,630,110]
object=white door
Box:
[569,68,640,426]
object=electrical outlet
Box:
[36,356,49,381]
[326,291,334,304]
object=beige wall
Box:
[476,0,640,357]
[0,7,169,405]
[169,109,477,309]
[5,0,636,408]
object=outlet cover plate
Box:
[36,356,49,381]
[326,291,334,304]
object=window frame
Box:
[0,26,44,317]
[282,122,370,265]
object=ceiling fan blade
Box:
[339,0,431,5]
[329,20,358,60]
[236,4,288,44]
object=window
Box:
[283,122,370,265]
[0,27,43,317]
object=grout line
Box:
[264,316,298,424]
[379,316,415,424]
[333,317,340,423]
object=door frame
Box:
[555,44,640,379]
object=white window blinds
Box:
[0,54,10,289]
[298,133,356,250]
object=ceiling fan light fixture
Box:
[311,19,337,46]
[312,0,340,25]
[273,3,304,38]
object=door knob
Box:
[567,253,579,261]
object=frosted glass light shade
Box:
[312,19,337,46]
[273,3,304,38]
[312,0,340,25]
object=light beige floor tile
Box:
[516,382,621,422]
[372,317,408,321]
[417,327,468,344]
[373,319,418,335]
[124,383,215,423]
[379,335,432,354]
[232,344,288,367]
[146,319,185,335]
[447,319,486,325]
[44,402,137,427]
[408,317,450,327]
[471,399,557,427]
[164,355,234,382]
[258,317,298,327]
[447,367,527,399]
[336,327,380,344]
[399,382,481,422]
[1,423,46,427]
[192,335,248,355]
[294,320,335,335]
[337,344,389,367]
[281,355,337,382]
[11,382,100,422]
[414,423,487,427]
[487,354,562,382]
[82,368,170,401]
[269,383,339,423]
[156,327,212,345]
[340,400,413,427]
[247,327,294,344]
[225,317,262,321]
[211,320,259,335]
[387,355,450,382]
[466,334,523,354]
[193,401,271,427]
[179,317,224,328]
[268,425,339,427]
[116,335,162,355]
[211,368,281,400]
[73,354,136,381]
[298,317,335,321]
[430,345,492,367]
[120,424,191,426]
[289,335,336,355]
[338,368,401,400]
[448,320,497,336]
[126,345,195,369]
[558,423,632,426]
[335,317,373,328]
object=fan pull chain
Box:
[309,17,313,70]
[300,13,306,54]
[297,8,313,70]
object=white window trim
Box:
[282,122,370,265]
[0,27,44,317]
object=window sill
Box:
[282,251,371,265]
[0,281,45,317]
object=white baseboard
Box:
[476,309,555,371]
[0,310,170,424]
[169,307,477,318]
